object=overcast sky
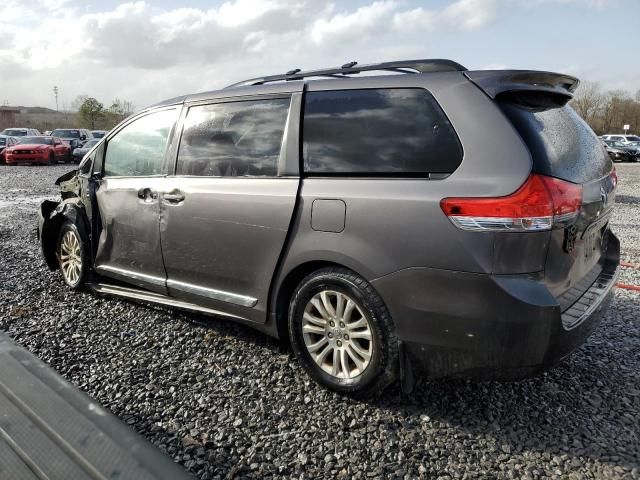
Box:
[1,0,636,111]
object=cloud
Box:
[0,0,631,109]
[510,0,612,6]
[310,1,397,44]
[442,0,497,29]
[393,0,496,31]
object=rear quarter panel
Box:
[274,73,534,289]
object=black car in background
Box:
[71,139,100,163]
[50,129,93,152]
[91,130,108,139]
[604,140,639,162]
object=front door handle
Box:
[163,190,185,204]
[137,188,158,202]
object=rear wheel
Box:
[57,222,89,289]
[288,267,398,397]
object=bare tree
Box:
[571,81,605,125]
[108,99,135,123]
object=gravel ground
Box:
[0,163,638,480]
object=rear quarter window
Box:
[500,103,611,184]
[303,88,462,175]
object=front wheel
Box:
[48,153,55,165]
[56,222,89,289]
[288,267,398,397]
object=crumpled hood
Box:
[55,170,77,186]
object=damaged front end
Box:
[38,170,87,271]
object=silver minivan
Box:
[39,59,619,396]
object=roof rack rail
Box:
[225,59,467,88]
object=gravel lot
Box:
[0,163,638,480]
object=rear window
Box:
[303,88,462,175]
[500,103,610,183]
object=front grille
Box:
[14,150,35,154]
[560,265,618,330]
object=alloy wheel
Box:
[301,290,373,379]
[59,230,82,285]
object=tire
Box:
[56,222,89,289]
[48,152,55,165]
[288,267,398,397]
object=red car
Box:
[5,136,71,165]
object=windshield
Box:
[83,139,99,149]
[625,136,640,142]
[18,136,52,145]
[51,129,80,138]
[606,141,624,147]
[1,129,27,136]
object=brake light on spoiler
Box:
[441,174,582,232]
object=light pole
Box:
[53,86,59,112]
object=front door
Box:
[94,107,179,294]
[160,95,300,322]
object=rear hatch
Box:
[467,70,617,304]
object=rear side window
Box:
[500,103,610,183]
[303,88,462,175]
[176,98,290,177]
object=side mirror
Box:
[80,135,86,141]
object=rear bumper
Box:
[372,234,620,380]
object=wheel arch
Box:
[40,200,91,271]
[271,257,386,347]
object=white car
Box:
[0,127,41,137]
[602,134,640,144]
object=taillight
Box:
[440,173,582,232]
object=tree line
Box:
[570,82,640,135]
[72,96,135,130]
[71,83,639,135]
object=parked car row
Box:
[602,134,640,144]
[0,127,109,165]
[602,137,640,162]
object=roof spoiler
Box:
[465,70,579,108]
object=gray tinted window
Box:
[501,103,610,183]
[303,89,462,175]
[176,98,290,177]
[104,109,177,177]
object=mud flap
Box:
[398,340,415,394]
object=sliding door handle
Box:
[163,190,185,203]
